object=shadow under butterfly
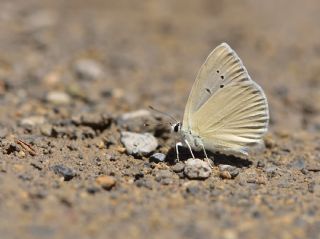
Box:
[164,147,252,167]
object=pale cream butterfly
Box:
[171,43,269,161]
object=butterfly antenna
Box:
[148,105,177,124]
[144,122,170,127]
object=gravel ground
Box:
[0,0,320,238]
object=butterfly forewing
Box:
[182,43,269,155]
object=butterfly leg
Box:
[175,142,183,162]
[201,143,214,168]
[184,139,195,159]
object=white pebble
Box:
[184,158,211,179]
[46,91,71,105]
[74,59,103,81]
[20,116,45,126]
[120,131,158,156]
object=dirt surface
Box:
[0,0,320,238]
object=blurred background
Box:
[0,0,320,238]
[1,0,319,131]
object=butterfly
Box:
[172,43,269,161]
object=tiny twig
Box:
[16,139,37,156]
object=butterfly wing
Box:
[182,43,269,155]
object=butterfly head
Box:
[171,122,181,133]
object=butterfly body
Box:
[180,127,203,151]
[174,43,269,160]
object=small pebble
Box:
[247,175,267,185]
[155,170,174,185]
[308,182,315,193]
[67,142,79,151]
[306,163,320,172]
[6,143,20,155]
[172,162,185,173]
[133,171,144,180]
[176,172,185,178]
[135,178,153,189]
[277,178,290,188]
[86,186,101,194]
[265,166,278,177]
[106,154,118,161]
[256,161,265,168]
[74,59,103,81]
[301,168,308,175]
[220,171,232,179]
[150,153,166,163]
[101,88,124,99]
[18,150,26,158]
[72,113,111,129]
[51,164,76,181]
[20,116,45,127]
[117,109,154,132]
[120,131,158,156]
[29,189,47,199]
[18,173,33,181]
[46,91,71,105]
[264,135,276,148]
[289,156,305,170]
[186,185,200,195]
[184,158,211,179]
[96,175,116,190]
[40,124,53,136]
[218,164,239,179]
[118,109,151,121]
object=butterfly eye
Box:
[173,123,180,132]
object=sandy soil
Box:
[0,0,320,238]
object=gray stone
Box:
[74,59,103,81]
[118,109,151,121]
[256,161,265,168]
[150,153,166,163]
[135,178,153,189]
[40,124,53,136]
[185,182,201,195]
[265,166,278,177]
[172,162,185,173]
[51,164,76,181]
[46,91,71,105]
[20,116,45,127]
[289,156,305,170]
[86,186,101,194]
[72,113,111,129]
[184,158,211,179]
[117,109,154,132]
[219,164,239,179]
[155,170,174,185]
[120,131,158,156]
